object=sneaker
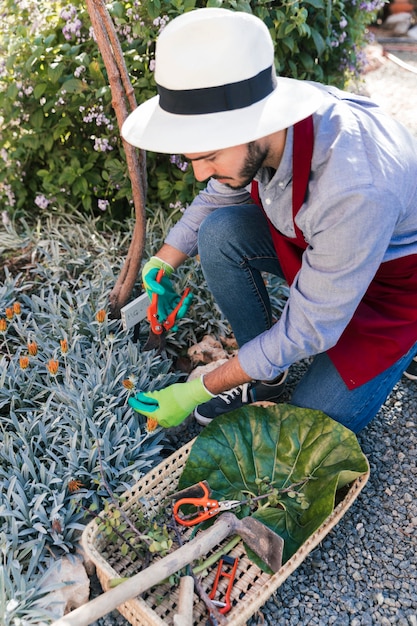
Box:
[404,355,417,381]
[194,370,288,426]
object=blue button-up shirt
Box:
[165,82,417,382]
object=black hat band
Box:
[157,65,277,116]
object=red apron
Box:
[251,116,417,389]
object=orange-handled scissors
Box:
[172,481,243,527]
[147,268,191,335]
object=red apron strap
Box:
[292,115,314,238]
[251,117,312,284]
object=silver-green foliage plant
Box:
[0,544,64,626]
[0,213,183,622]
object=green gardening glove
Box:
[142,256,193,325]
[128,376,213,428]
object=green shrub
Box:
[0,0,384,222]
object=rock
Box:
[38,556,90,619]
[408,25,417,40]
[363,44,386,73]
[187,334,230,365]
[382,12,412,36]
[187,358,229,381]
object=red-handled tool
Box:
[209,555,239,615]
[172,481,243,527]
[147,268,191,335]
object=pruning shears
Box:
[143,268,191,352]
[147,268,191,335]
[209,555,239,616]
[172,480,245,527]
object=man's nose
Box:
[192,160,215,182]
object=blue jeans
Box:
[198,204,416,433]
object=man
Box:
[121,8,417,433]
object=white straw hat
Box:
[122,8,323,154]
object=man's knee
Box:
[198,205,249,259]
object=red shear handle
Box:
[173,481,220,527]
[209,555,239,615]
[147,268,191,334]
[163,286,191,331]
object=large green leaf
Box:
[179,404,368,564]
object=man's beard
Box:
[225,141,268,189]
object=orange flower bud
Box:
[146,417,159,433]
[5,307,13,320]
[47,359,59,376]
[19,356,30,370]
[13,302,21,315]
[68,478,84,493]
[95,309,106,323]
[122,379,135,390]
[0,319,6,333]
[27,341,38,356]
[60,339,68,354]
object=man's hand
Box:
[142,256,193,325]
[129,377,213,428]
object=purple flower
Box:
[170,155,188,172]
[98,199,109,211]
[91,136,113,152]
[35,194,49,209]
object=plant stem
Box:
[192,536,241,575]
[96,441,152,545]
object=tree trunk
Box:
[85,0,147,318]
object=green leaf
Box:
[7,83,18,100]
[89,60,106,85]
[34,83,47,99]
[61,78,85,94]
[110,2,125,18]
[48,63,65,84]
[303,0,325,6]
[311,28,326,56]
[31,109,45,130]
[146,0,161,21]
[178,404,368,565]
[72,176,89,195]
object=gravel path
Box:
[92,37,417,626]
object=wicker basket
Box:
[82,438,369,626]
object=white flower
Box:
[6,598,19,612]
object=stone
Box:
[38,556,90,619]
[187,358,229,381]
[382,12,412,36]
[187,334,230,365]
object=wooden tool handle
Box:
[51,515,235,626]
[173,575,194,626]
